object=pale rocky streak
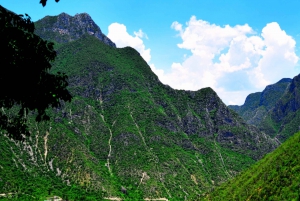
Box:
[44,131,49,163]
[129,105,172,198]
[100,97,113,175]
[103,197,122,201]
[214,139,232,178]
[49,158,54,171]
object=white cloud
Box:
[158,55,220,90]
[254,22,298,86]
[157,17,299,105]
[107,23,164,89]
[217,89,254,105]
[149,63,165,79]
[106,19,299,105]
[107,23,151,63]
[171,16,253,61]
[134,29,148,39]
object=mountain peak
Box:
[34,12,116,48]
[276,78,292,84]
[228,77,292,125]
[58,12,71,17]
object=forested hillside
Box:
[206,131,300,201]
[0,9,292,201]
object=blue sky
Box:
[2,0,300,105]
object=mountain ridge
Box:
[228,78,292,126]
[229,74,300,143]
[261,73,300,141]
[0,10,280,200]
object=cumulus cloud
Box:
[158,16,298,105]
[253,22,298,87]
[134,29,148,39]
[106,18,299,105]
[107,23,151,62]
[171,16,253,60]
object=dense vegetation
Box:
[0,5,72,140]
[0,11,287,200]
[0,35,275,200]
[206,131,300,201]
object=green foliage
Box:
[0,6,72,140]
[206,131,300,201]
[40,0,60,7]
[0,11,278,200]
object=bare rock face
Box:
[228,78,292,126]
[34,12,116,48]
[229,75,300,142]
[265,74,300,141]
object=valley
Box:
[0,8,299,201]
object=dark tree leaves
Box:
[40,0,60,7]
[0,6,72,140]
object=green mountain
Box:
[259,74,300,142]
[205,131,300,201]
[0,11,278,200]
[228,78,292,126]
[229,75,300,143]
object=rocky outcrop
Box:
[34,12,116,47]
[228,78,292,125]
[229,75,300,142]
[262,74,300,141]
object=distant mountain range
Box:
[228,78,292,125]
[229,74,300,142]
[0,9,299,200]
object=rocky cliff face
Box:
[272,76,300,119]
[260,74,300,141]
[229,75,300,142]
[34,12,116,48]
[228,78,292,125]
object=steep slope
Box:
[205,131,300,201]
[228,78,291,125]
[0,35,277,200]
[229,74,300,143]
[259,74,300,141]
[0,12,278,200]
[34,12,116,47]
